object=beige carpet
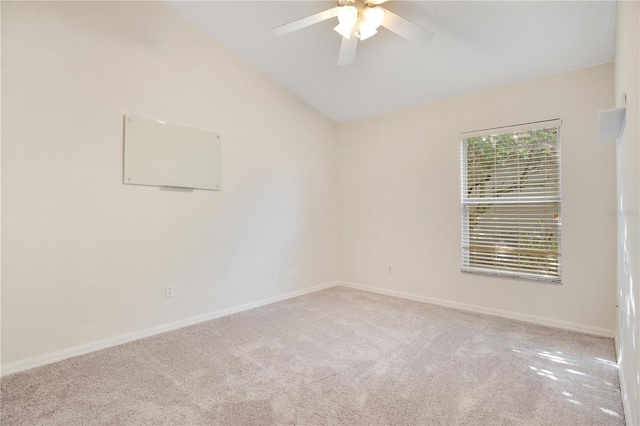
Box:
[1,286,625,425]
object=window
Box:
[460,120,561,282]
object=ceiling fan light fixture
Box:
[334,6,357,38]
[337,5,357,24]
[363,7,385,29]
[334,23,354,39]
[357,23,377,41]
[272,2,434,66]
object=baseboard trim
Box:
[3,280,615,377]
[1,281,339,377]
[339,281,615,338]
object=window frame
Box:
[460,119,562,283]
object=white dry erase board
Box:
[123,115,222,190]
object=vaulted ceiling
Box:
[167,1,616,123]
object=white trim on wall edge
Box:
[0,281,339,377]
[615,333,635,426]
[339,281,615,338]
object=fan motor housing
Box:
[338,0,372,12]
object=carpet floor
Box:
[0,286,625,425]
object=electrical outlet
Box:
[165,285,174,298]
[388,265,393,274]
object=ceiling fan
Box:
[273,0,434,66]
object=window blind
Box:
[460,120,561,282]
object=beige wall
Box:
[338,63,617,333]
[614,1,640,424]
[1,1,339,366]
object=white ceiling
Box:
[167,1,616,123]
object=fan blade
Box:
[381,9,434,45]
[338,33,358,66]
[273,7,340,36]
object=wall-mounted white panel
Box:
[598,107,626,141]
[123,115,221,190]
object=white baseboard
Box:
[1,281,339,377]
[339,281,615,338]
[3,280,615,377]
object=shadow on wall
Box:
[212,171,308,303]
